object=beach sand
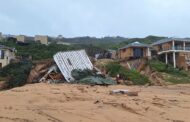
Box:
[0,83,190,122]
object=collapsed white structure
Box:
[53,50,93,82]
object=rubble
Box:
[110,89,138,96]
[27,60,54,83]
[39,65,64,83]
[27,50,116,85]
[71,69,116,85]
[78,76,116,85]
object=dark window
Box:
[67,59,72,65]
[0,50,5,59]
[133,48,144,58]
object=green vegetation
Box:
[53,35,166,50]
[71,69,95,80]
[109,35,166,49]
[60,36,127,49]
[149,60,169,72]
[0,41,105,60]
[105,62,149,85]
[0,35,166,55]
[71,69,116,85]
[78,76,116,85]
[149,59,190,84]
[105,62,125,77]
[0,61,32,89]
[149,60,188,76]
[2,35,190,88]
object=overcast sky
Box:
[0,0,190,38]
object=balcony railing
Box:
[159,46,190,51]
[184,47,190,50]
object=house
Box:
[0,45,16,68]
[95,49,117,60]
[152,38,190,70]
[0,32,2,40]
[108,49,117,59]
[35,35,49,45]
[118,42,151,60]
[16,35,34,43]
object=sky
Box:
[0,0,190,38]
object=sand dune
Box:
[0,83,190,122]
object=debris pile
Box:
[110,89,138,96]
[71,69,116,85]
[27,50,116,85]
[27,60,54,83]
[39,65,64,83]
[53,50,94,82]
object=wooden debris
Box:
[110,89,138,96]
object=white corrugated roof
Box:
[53,50,93,82]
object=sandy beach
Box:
[0,83,190,122]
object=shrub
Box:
[105,62,149,85]
[105,62,123,77]
[149,59,188,77]
[0,41,106,61]
[149,59,190,84]
[0,61,32,89]
[121,69,149,85]
[166,67,188,77]
[149,60,167,72]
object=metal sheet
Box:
[53,50,93,82]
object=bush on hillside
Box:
[121,69,149,85]
[0,41,106,61]
[105,62,124,77]
[149,59,188,77]
[105,62,149,85]
[0,61,32,89]
[149,60,167,72]
[148,59,190,84]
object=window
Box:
[0,50,5,59]
[67,59,72,66]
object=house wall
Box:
[119,47,148,59]
[153,45,159,52]
[35,35,49,45]
[16,35,34,43]
[162,42,172,50]
[143,48,148,57]
[176,52,190,70]
[16,35,25,42]
[176,53,186,69]
[119,48,132,59]
[153,42,172,52]
[0,49,15,68]
[111,52,117,59]
[0,32,2,40]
